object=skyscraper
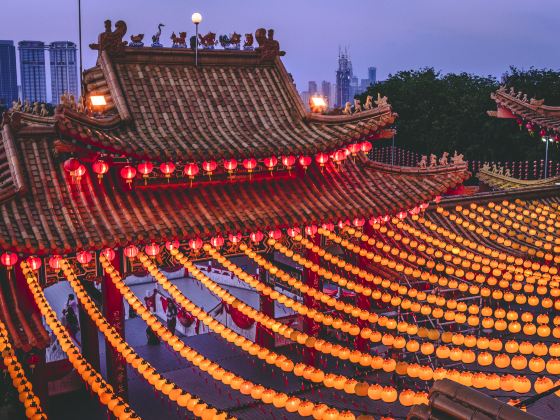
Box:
[50,41,78,104]
[335,48,352,107]
[308,81,318,95]
[19,41,47,103]
[0,41,18,107]
[368,67,377,85]
[321,81,332,106]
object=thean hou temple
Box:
[0,19,559,420]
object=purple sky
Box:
[3,0,559,98]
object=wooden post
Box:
[101,249,127,398]
[256,259,275,349]
[303,234,321,366]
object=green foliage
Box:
[359,67,560,162]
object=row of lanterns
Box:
[63,141,374,186]
[21,263,139,419]
[60,260,232,420]
[517,118,560,142]
[0,321,47,420]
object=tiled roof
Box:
[478,167,560,191]
[0,133,468,255]
[491,87,560,132]
[58,48,396,163]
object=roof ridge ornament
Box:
[90,20,128,56]
[255,28,285,62]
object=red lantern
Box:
[228,233,242,244]
[92,159,109,180]
[189,238,203,250]
[353,217,365,227]
[338,219,349,229]
[242,158,257,173]
[202,160,218,176]
[71,164,86,183]
[76,251,93,265]
[516,118,523,128]
[539,129,547,138]
[184,163,199,180]
[332,150,346,164]
[101,248,115,261]
[145,243,160,257]
[287,227,301,238]
[397,211,407,220]
[26,256,42,271]
[124,245,139,259]
[321,222,334,232]
[360,141,372,154]
[281,155,296,170]
[347,143,361,156]
[250,231,264,243]
[165,240,180,251]
[381,215,390,223]
[269,229,282,240]
[420,202,429,211]
[63,158,81,173]
[48,255,62,271]
[160,162,176,178]
[120,165,137,187]
[1,252,18,269]
[304,225,318,236]
[210,236,225,248]
[409,206,420,215]
[315,152,329,167]
[264,156,278,171]
[434,195,442,204]
[298,156,312,170]
[224,159,238,174]
[138,161,154,179]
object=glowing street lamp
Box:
[191,12,202,66]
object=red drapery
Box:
[224,302,255,329]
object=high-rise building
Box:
[308,81,318,95]
[49,41,78,104]
[0,40,18,107]
[321,81,332,106]
[335,48,352,107]
[19,41,47,103]
[368,66,377,85]
[350,75,359,98]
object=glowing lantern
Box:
[49,255,62,271]
[76,251,93,265]
[287,227,301,238]
[332,150,346,165]
[397,211,407,220]
[263,156,278,171]
[304,225,318,236]
[0,252,18,269]
[210,236,225,248]
[315,152,329,167]
[138,161,153,180]
[162,240,179,252]
[63,158,81,173]
[189,238,203,250]
[145,243,160,257]
[321,222,334,232]
[434,195,442,204]
[223,159,238,174]
[183,163,199,180]
[347,143,361,156]
[120,165,137,187]
[160,162,176,178]
[72,164,86,182]
[352,218,365,227]
[281,155,296,170]
[92,159,109,181]
[298,156,312,170]
[228,233,242,244]
[269,229,282,240]
[202,160,217,176]
[360,141,372,154]
[101,248,115,261]
[124,245,139,259]
[242,158,257,173]
[250,231,264,243]
[26,256,42,271]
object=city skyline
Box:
[1,0,559,97]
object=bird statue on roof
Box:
[130,33,144,47]
[151,23,165,47]
[218,34,232,49]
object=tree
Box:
[358,67,560,163]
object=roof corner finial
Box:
[89,19,128,56]
[255,28,285,62]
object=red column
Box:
[78,287,100,371]
[355,224,373,353]
[256,262,275,349]
[303,234,321,366]
[101,249,127,398]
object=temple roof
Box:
[478,166,560,191]
[490,86,560,132]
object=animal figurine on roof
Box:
[40,103,49,117]
[230,32,241,49]
[151,23,165,47]
[429,154,437,167]
[439,152,449,166]
[342,102,352,115]
[32,102,40,115]
[130,33,144,47]
[90,20,128,55]
[23,99,31,113]
[364,95,373,110]
[255,28,285,62]
[353,99,362,113]
[418,155,427,169]
[243,33,254,50]
[171,32,187,47]
[198,32,217,49]
[218,34,232,49]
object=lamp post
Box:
[542,135,553,178]
[191,12,202,66]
